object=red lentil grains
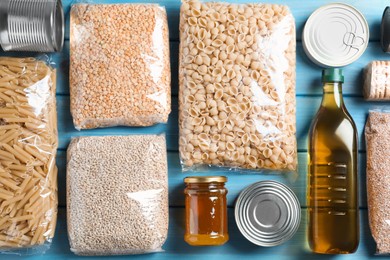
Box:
[70,4,171,130]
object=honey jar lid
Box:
[184,176,227,183]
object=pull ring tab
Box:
[343,32,366,50]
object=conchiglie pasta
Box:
[179,0,297,172]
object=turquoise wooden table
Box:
[6,0,390,259]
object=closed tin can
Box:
[302,3,369,67]
[382,6,390,53]
[0,0,64,52]
[235,181,301,247]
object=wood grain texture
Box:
[55,96,375,151]
[4,0,389,258]
[62,0,386,41]
[34,41,386,96]
[5,208,378,260]
[56,151,368,208]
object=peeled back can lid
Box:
[234,181,301,247]
[303,3,369,67]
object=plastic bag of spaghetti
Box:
[0,57,58,255]
[70,3,171,130]
[178,1,297,172]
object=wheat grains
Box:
[70,4,171,130]
[67,135,168,256]
[365,111,390,254]
[178,1,297,171]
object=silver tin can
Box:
[235,181,301,247]
[0,0,64,52]
[302,3,369,67]
[382,6,390,53]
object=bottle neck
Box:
[321,82,344,108]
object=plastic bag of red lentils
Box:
[69,3,171,130]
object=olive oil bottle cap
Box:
[322,68,344,83]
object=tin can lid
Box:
[303,3,369,67]
[381,6,390,53]
[184,176,227,183]
[235,181,301,247]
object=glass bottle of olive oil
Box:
[308,68,359,254]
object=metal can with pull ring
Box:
[302,3,369,67]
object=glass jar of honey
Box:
[184,176,228,246]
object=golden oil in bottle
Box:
[308,68,359,254]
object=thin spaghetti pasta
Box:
[0,57,58,253]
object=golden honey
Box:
[184,176,228,246]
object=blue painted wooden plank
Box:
[5,208,377,259]
[62,0,387,41]
[56,96,378,152]
[296,42,389,96]
[56,96,179,151]
[56,151,368,208]
[55,41,387,96]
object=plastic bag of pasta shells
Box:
[178,0,297,172]
[0,57,58,255]
[70,3,171,130]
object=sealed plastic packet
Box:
[0,57,58,254]
[69,3,171,130]
[363,61,390,100]
[365,109,390,255]
[178,0,297,172]
[67,135,168,256]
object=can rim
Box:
[234,181,301,247]
[381,6,390,53]
[302,2,369,67]
[184,176,227,183]
[52,0,65,52]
